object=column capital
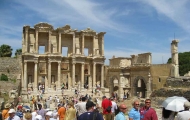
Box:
[34,61,38,64]
[58,61,61,64]
[24,61,28,63]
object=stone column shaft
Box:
[72,63,75,87]
[101,64,104,88]
[36,31,38,53]
[24,61,27,89]
[59,33,61,53]
[81,63,84,89]
[93,62,96,88]
[93,36,95,56]
[49,31,51,53]
[82,34,84,55]
[58,62,61,89]
[25,30,28,52]
[48,62,51,88]
[88,64,92,89]
[34,62,38,89]
[101,36,104,56]
[73,34,75,55]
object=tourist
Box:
[16,105,23,119]
[110,97,117,120]
[35,115,42,120]
[31,109,37,120]
[24,112,32,120]
[162,107,176,120]
[176,101,190,120]
[115,104,127,120]
[102,96,112,120]
[45,111,53,120]
[65,101,76,120]
[75,97,87,118]
[7,109,21,120]
[128,100,140,120]
[78,100,103,120]
[2,103,11,120]
[57,103,66,120]
[37,104,46,120]
[139,99,158,120]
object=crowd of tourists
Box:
[1,90,190,120]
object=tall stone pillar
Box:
[25,27,29,53]
[82,33,84,55]
[171,40,179,77]
[34,61,38,91]
[35,30,39,53]
[88,64,92,89]
[93,36,95,56]
[93,62,96,88]
[101,64,104,88]
[24,61,27,89]
[57,61,61,90]
[72,63,76,88]
[48,31,51,53]
[73,34,75,55]
[48,62,51,88]
[101,35,104,56]
[59,32,61,53]
[81,63,84,89]
[146,73,152,97]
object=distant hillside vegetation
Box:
[167,51,190,76]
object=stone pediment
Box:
[34,22,53,30]
[57,25,77,33]
[81,28,96,34]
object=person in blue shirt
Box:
[128,100,140,120]
[115,104,127,120]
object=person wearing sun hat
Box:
[7,109,21,120]
[2,103,11,120]
[176,101,190,120]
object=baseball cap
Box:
[8,109,16,113]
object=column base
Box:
[146,91,152,98]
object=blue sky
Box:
[0,0,190,65]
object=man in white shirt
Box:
[177,101,190,120]
[7,109,21,120]
[110,98,118,120]
[75,97,87,117]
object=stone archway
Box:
[133,76,147,98]
[109,75,119,97]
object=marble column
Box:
[73,34,75,55]
[48,31,51,53]
[82,34,84,55]
[101,35,104,56]
[101,64,104,88]
[25,29,28,52]
[93,62,96,88]
[24,61,27,89]
[81,63,84,89]
[57,61,61,90]
[72,63,76,88]
[34,61,38,90]
[48,62,51,88]
[35,30,39,53]
[59,32,61,54]
[88,64,92,89]
[93,36,95,56]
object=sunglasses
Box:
[135,104,139,105]
[145,102,151,103]
[121,108,127,109]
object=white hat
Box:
[46,111,53,117]
[184,101,190,108]
[35,115,42,120]
[8,109,16,113]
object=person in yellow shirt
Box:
[2,103,11,120]
[65,101,76,120]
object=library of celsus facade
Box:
[21,22,105,91]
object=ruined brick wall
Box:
[0,56,22,79]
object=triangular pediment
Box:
[34,22,53,30]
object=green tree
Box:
[15,48,22,57]
[0,44,13,57]
[167,51,190,76]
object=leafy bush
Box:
[0,74,8,81]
